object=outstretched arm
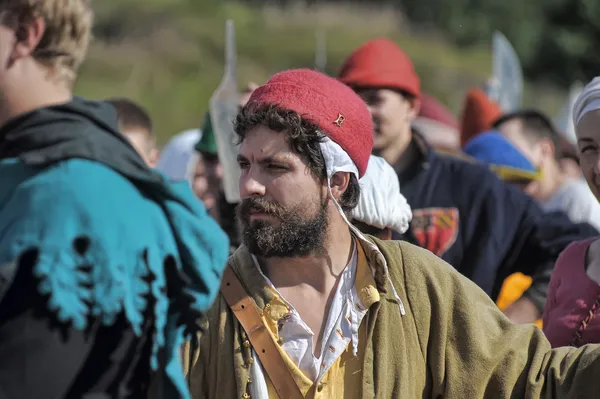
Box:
[403,242,600,398]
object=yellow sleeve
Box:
[401,242,600,398]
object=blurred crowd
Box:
[3,2,600,399]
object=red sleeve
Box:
[542,239,594,337]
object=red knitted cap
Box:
[338,38,420,99]
[460,88,503,147]
[247,69,373,177]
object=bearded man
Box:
[185,69,600,399]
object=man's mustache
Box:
[238,198,284,219]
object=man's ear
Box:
[329,171,351,201]
[540,138,556,159]
[148,147,159,168]
[11,16,45,62]
[406,97,421,122]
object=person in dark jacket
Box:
[0,2,229,398]
[338,38,598,323]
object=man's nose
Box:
[239,168,266,198]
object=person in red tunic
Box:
[543,76,600,347]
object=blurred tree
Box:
[528,0,600,86]
[236,0,600,88]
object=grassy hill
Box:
[76,0,565,144]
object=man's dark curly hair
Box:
[234,103,360,213]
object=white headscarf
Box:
[319,140,406,318]
[350,155,412,234]
[573,76,600,127]
[156,129,201,183]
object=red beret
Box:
[460,88,503,147]
[419,94,458,129]
[247,69,373,177]
[338,38,420,99]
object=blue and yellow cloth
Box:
[463,130,541,182]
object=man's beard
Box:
[237,196,329,258]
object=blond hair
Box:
[0,0,93,85]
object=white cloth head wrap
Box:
[319,138,359,181]
[156,128,201,183]
[350,155,412,234]
[319,140,406,318]
[573,77,600,127]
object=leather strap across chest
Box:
[220,265,304,399]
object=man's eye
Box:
[581,146,597,154]
[238,161,249,169]
[267,164,287,171]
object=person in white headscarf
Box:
[573,76,600,130]
[543,76,600,348]
[156,128,201,183]
[569,76,600,223]
[351,155,412,240]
